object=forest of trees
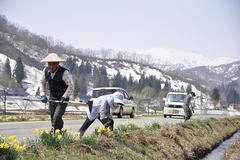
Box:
[65,56,177,98]
[218,81,240,104]
[0,57,24,87]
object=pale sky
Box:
[0,0,239,60]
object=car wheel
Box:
[118,107,123,118]
[164,115,167,118]
[169,115,172,118]
[130,108,135,118]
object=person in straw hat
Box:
[40,53,74,132]
[78,91,124,138]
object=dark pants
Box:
[183,105,192,120]
[49,101,67,130]
[80,117,114,132]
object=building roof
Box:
[7,87,29,96]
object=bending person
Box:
[78,92,124,137]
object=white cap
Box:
[113,92,124,105]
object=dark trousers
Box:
[49,102,67,130]
[183,105,192,120]
[80,117,114,132]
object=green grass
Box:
[1,116,240,160]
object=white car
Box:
[163,92,187,118]
[91,87,135,118]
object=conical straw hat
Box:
[41,53,65,62]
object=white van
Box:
[163,92,187,118]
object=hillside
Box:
[0,14,239,105]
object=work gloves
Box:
[41,95,48,103]
[101,118,114,131]
[41,96,67,104]
[61,97,66,103]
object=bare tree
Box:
[116,51,123,59]
[100,47,109,58]
[145,53,152,64]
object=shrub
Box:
[35,128,76,150]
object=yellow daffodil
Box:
[75,134,80,141]
[0,143,9,149]
[45,129,49,134]
[8,135,17,142]
[35,128,41,134]
[57,135,62,140]
[55,129,60,134]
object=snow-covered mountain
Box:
[0,52,206,107]
[137,47,237,70]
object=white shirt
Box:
[86,94,118,121]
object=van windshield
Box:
[167,94,186,102]
[92,89,117,98]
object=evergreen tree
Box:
[210,87,220,109]
[13,56,25,83]
[127,74,134,87]
[227,88,240,104]
[78,61,85,75]
[112,71,121,87]
[93,66,109,87]
[99,66,109,87]
[186,84,192,93]
[79,76,87,94]
[93,65,99,79]
[152,77,161,94]
[35,87,40,96]
[4,58,11,77]
[85,60,92,74]
[164,80,170,89]
[138,75,145,92]
[74,79,81,97]
[180,85,185,92]
[122,75,127,89]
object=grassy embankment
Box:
[0,116,240,160]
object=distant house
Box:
[234,104,240,111]
[228,103,240,111]
[220,101,228,109]
[7,87,29,97]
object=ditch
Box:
[201,130,240,160]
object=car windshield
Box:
[92,89,117,98]
[167,94,186,102]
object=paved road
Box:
[0,114,229,142]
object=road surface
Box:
[0,114,229,142]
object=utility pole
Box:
[3,88,6,115]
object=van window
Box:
[92,89,116,98]
[167,94,186,102]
